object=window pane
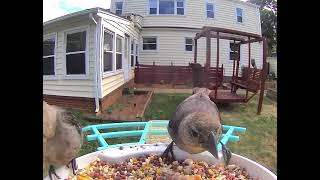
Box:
[135,56,138,65]
[207,3,213,11]
[230,43,239,51]
[230,52,238,60]
[185,38,193,44]
[43,57,55,75]
[177,1,184,7]
[116,37,122,52]
[116,54,122,69]
[116,10,122,15]
[186,45,192,51]
[131,55,134,67]
[131,42,134,52]
[104,52,113,72]
[159,0,174,14]
[177,8,184,15]
[143,38,156,44]
[236,8,242,16]
[104,32,113,51]
[43,37,55,56]
[207,11,214,18]
[150,8,157,14]
[150,0,157,8]
[136,44,139,54]
[67,31,86,52]
[143,44,157,50]
[116,2,123,9]
[66,53,86,74]
[237,16,242,22]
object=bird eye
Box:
[191,129,199,137]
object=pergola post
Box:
[206,31,211,71]
[194,39,197,63]
[216,32,220,69]
[257,37,267,115]
[248,37,251,67]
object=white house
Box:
[43,0,262,113]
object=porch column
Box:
[216,32,220,69]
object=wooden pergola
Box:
[193,26,267,114]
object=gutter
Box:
[90,13,101,113]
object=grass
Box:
[74,92,277,175]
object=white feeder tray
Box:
[44,144,277,180]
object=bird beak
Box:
[207,131,219,159]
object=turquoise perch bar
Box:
[82,120,246,151]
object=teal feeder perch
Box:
[82,120,246,151]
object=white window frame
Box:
[62,26,90,80]
[148,0,185,16]
[115,0,124,16]
[102,29,115,74]
[236,7,244,23]
[43,33,57,80]
[142,36,158,51]
[130,39,135,68]
[206,0,215,19]
[185,37,193,52]
[115,35,124,71]
[229,41,241,61]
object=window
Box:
[43,35,56,76]
[116,36,123,70]
[229,43,240,60]
[135,44,139,65]
[149,0,184,15]
[236,8,243,23]
[143,37,157,50]
[115,1,123,16]
[66,31,86,75]
[206,1,214,18]
[185,38,193,51]
[103,30,114,72]
[149,0,157,14]
[131,40,134,67]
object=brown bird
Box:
[162,88,231,164]
[43,101,83,180]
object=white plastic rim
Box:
[44,144,277,180]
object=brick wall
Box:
[43,95,96,112]
[44,79,136,113]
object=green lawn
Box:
[74,93,277,174]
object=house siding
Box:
[139,28,262,77]
[43,19,97,98]
[111,0,261,35]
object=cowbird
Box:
[43,101,83,180]
[162,88,231,164]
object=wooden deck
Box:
[209,90,246,103]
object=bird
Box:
[43,101,83,180]
[162,88,232,165]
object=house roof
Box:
[43,7,130,27]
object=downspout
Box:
[90,13,100,113]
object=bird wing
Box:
[43,101,57,141]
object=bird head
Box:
[178,111,222,159]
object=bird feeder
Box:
[43,121,277,180]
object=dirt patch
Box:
[83,91,153,122]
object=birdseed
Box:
[66,154,257,180]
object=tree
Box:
[248,0,277,55]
